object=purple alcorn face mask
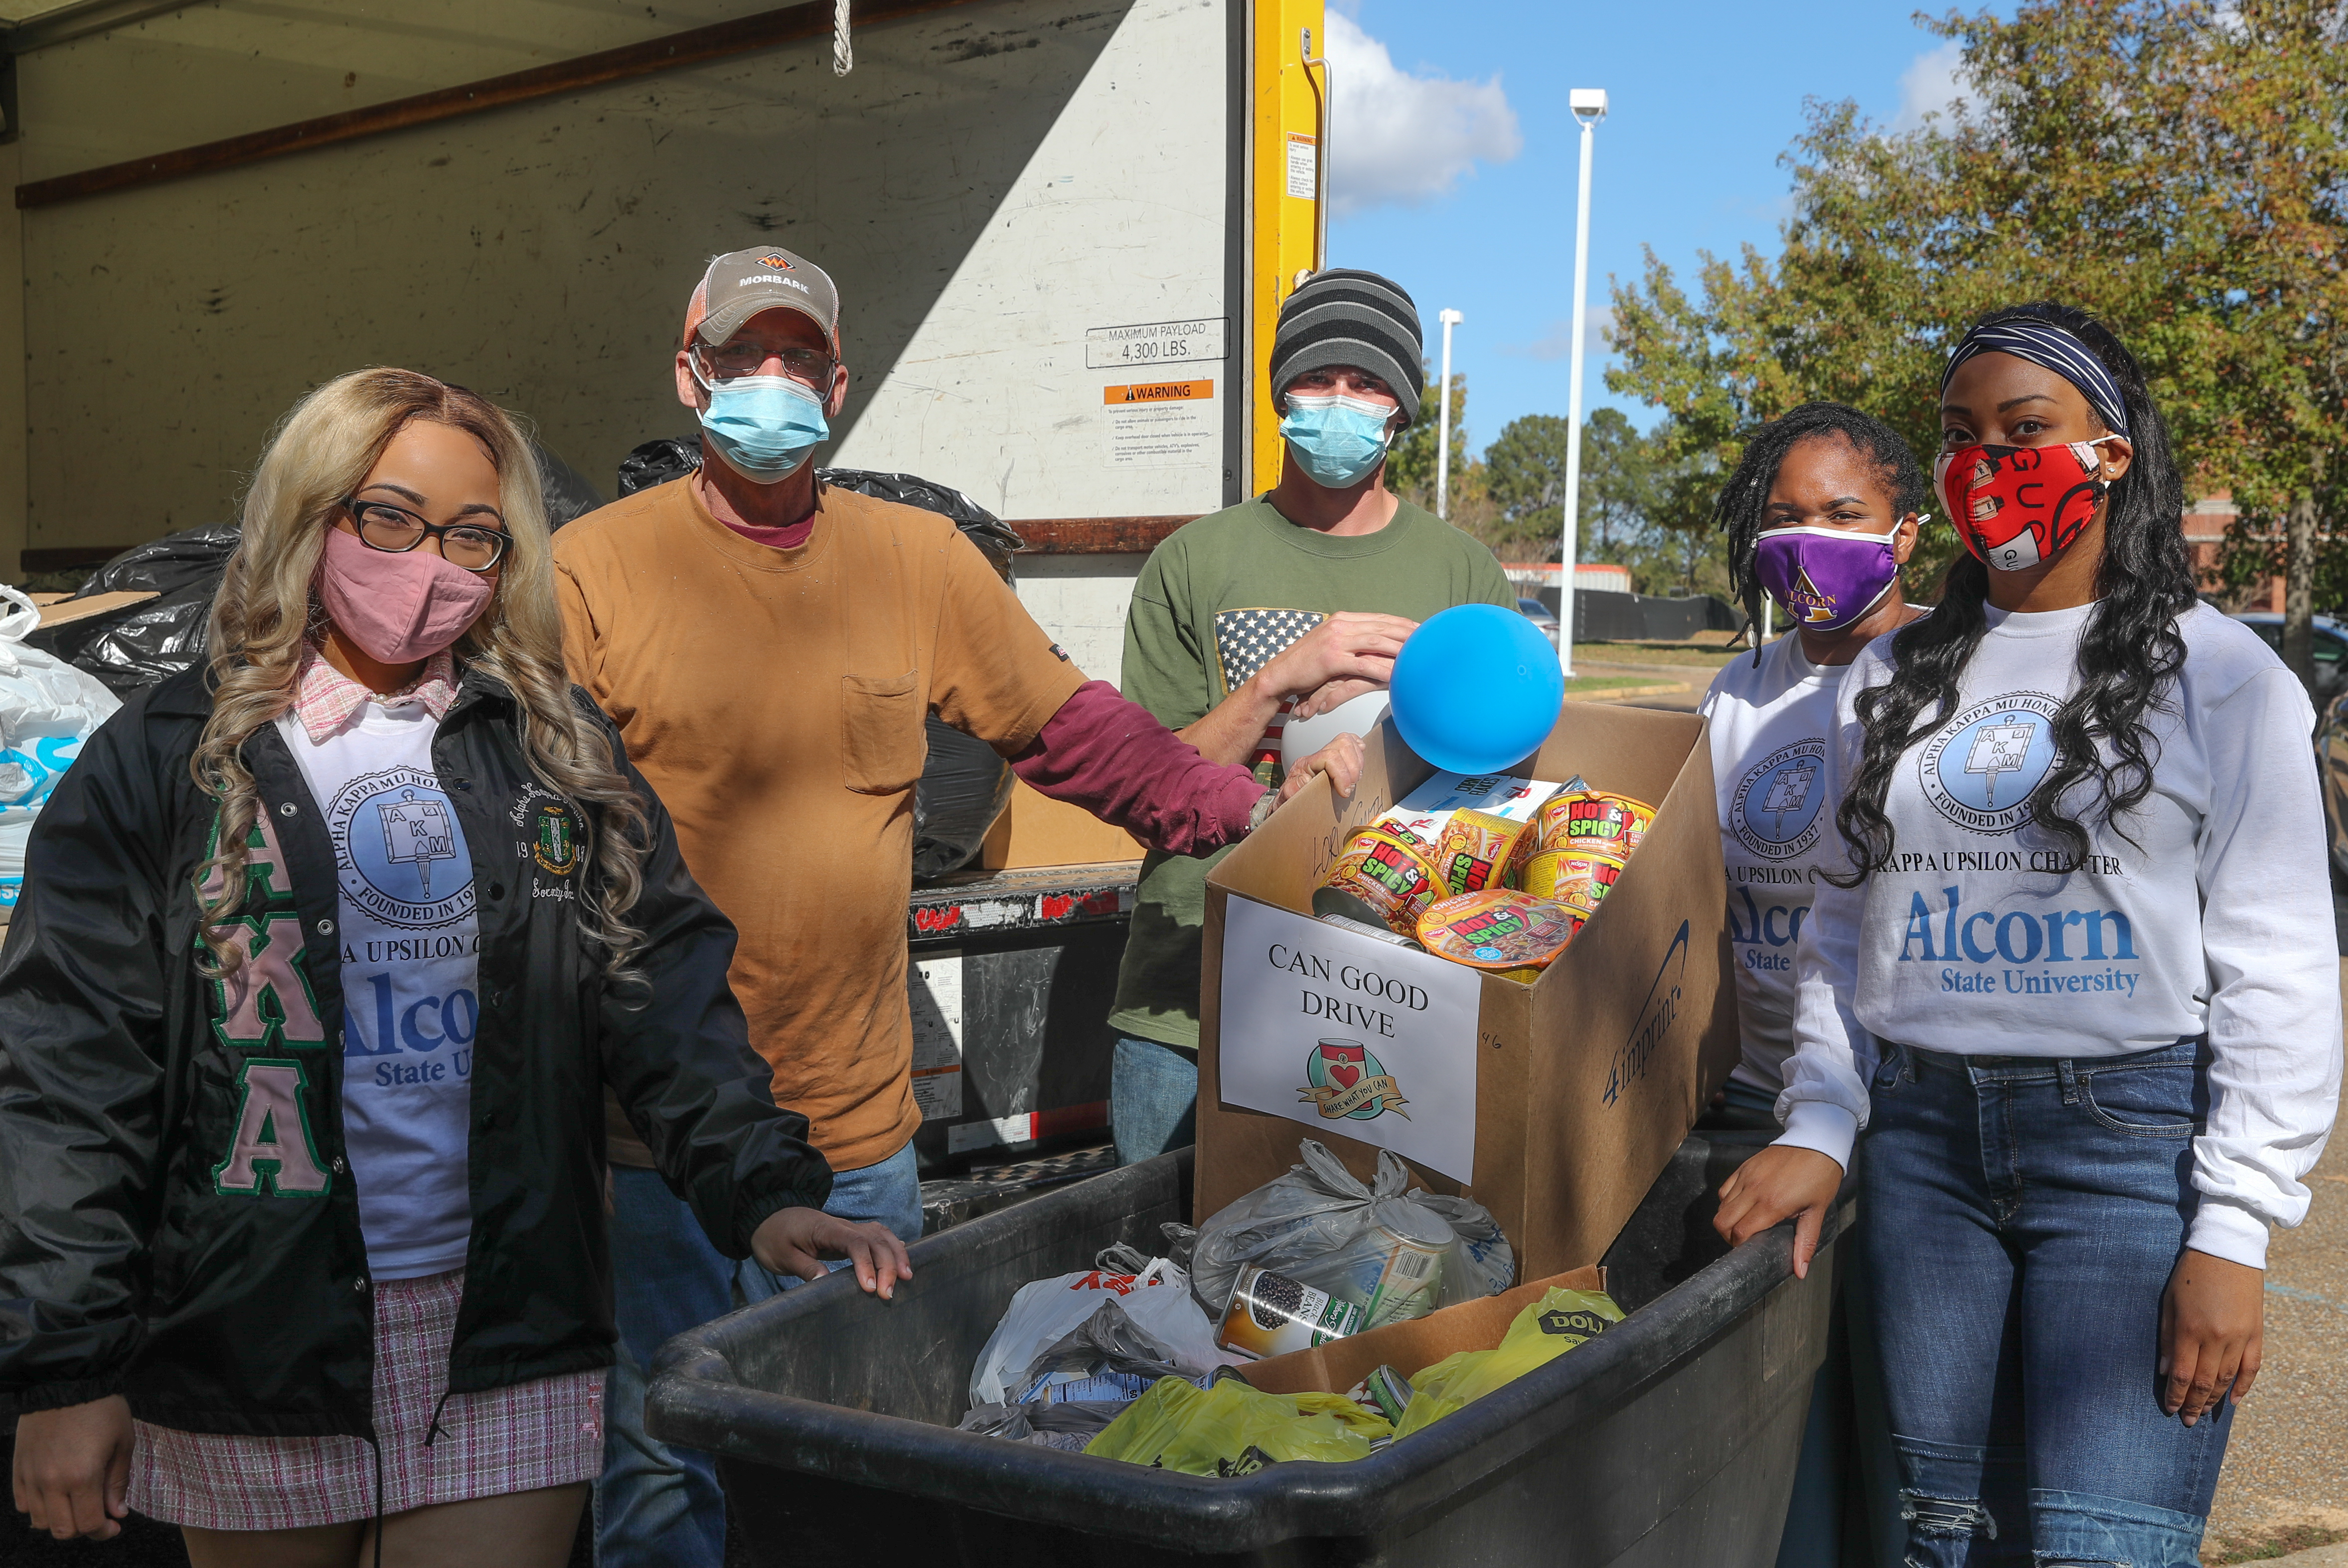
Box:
[1754,524,1906,631]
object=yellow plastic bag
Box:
[1392,1287,1623,1439]
[1084,1376,1393,1475]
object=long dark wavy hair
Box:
[1828,302,2194,883]
[1714,400,1929,666]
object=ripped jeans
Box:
[1861,1040,2231,1568]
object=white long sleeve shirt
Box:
[1700,633,1847,1095]
[1780,601,2342,1268]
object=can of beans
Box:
[1215,1265,1367,1360]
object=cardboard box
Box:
[980,777,1146,871]
[1196,704,1738,1280]
[1237,1265,1607,1397]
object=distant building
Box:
[2187,493,2285,612]
[1504,562,1634,595]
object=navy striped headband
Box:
[1940,319,2131,438]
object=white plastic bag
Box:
[0,587,120,914]
[967,1258,1240,1409]
[1188,1141,1516,1322]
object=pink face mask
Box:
[316,525,494,665]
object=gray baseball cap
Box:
[684,247,842,353]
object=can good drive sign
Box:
[1219,896,1482,1182]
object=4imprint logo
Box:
[1918,692,2061,834]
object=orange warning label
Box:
[1104,378,1214,405]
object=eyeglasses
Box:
[341,499,509,572]
[692,341,836,387]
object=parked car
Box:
[2253,615,2348,878]
[1517,596,1561,648]
[2233,612,2348,706]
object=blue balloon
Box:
[1388,604,1567,775]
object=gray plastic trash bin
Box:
[648,1133,1852,1567]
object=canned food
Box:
[1415,890,1582,972]
[1430,810,1533,898]
[1318,828,1440,935]
[1215,1265,1366,1361]
[1318,1219,1449,1330]
[1520,848,1628,917]
[1535,790,1657,857]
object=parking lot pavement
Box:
[2203,958,2348,1565]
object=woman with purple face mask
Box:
[1696,401,1927,1567]
[2,369,908,1567]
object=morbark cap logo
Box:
[1300,1037,1409,1121]
[755,252,793,270]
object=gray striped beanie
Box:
[1270,269,1424,425]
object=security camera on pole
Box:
[1558,87,1607,679]
[1436,308,1463,520]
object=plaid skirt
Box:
[128,1269,605,1531]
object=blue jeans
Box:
[596,1166,736,1568]
[1861,1040,2231,1568]
[1111,1036,1197,1166]
[734,1140,925,1303]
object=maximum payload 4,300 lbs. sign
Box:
[1218,896,1482,1183]
[1086,316,1227,369]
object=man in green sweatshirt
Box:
[1107,268,1516,1162]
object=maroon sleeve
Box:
[1008,680,1265,857]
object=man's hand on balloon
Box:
[1255,614,1417,708]
[1293,676,1387,720]
[1278,734,1364,806]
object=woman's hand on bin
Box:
[1712,1146,1844,1279]
[752,1208,914,1299]
[1277,734,1364,807]
[12,1394,132,1541]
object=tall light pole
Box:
[1435,308,1463,520]
[1559,87,1607,679]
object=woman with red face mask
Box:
[1712,305,2342,1568]
[1,369,908,1567]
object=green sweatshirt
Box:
[1108,494,1517,1050]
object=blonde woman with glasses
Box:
[1,368,906,1566]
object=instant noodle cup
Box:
[1430,810,1532,897]
[1415,890,1582,975]
[1535,790,1657,858]
[1316,828,1440,935]
[1520,848,1628,917]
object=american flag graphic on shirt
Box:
[1214,608,1325,772]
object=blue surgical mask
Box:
[1279,392,1397,489]
[695,372,829,483]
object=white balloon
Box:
[1280,689,1393,772]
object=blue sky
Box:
[1324,0,1971,457]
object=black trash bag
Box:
[817,468,1025,582]
[915,716,1014,883]
[616,435,702,498]
[535,442,605,530]
[27,523,243,694]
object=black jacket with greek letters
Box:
[0,665,828,1436]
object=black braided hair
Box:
[1714,401,1929,665]
[1828,302,2193,884]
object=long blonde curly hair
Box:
[192,367,647,975]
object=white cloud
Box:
[1890,41,1969,133]
[1502,307,1614,363]
[1325,13,1522,219]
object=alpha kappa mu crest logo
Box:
[532,801,581,876]
[1299,1038,1409,1122]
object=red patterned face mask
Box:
[1932,441,2116,573]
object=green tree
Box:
[1608,0,2348,659]
[1386,367,1470,508]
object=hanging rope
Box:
[833,0,853,75]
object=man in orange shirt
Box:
[556,247,1357,1568]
